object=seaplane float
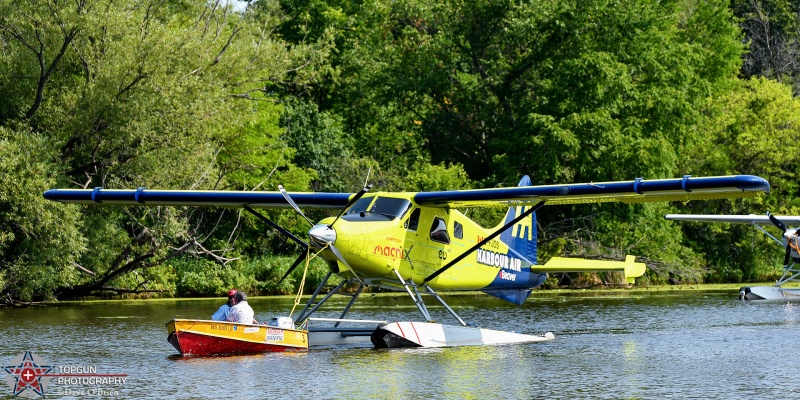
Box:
[44,174,770,355]
[666,212,800,301]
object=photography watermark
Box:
[3,351,128,398]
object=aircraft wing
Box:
[42,187,353,209]
[43,175,769,209]
[665,214,800,226]
[413,175,769,208]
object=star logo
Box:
[4,352,52,398]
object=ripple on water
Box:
[1,292,800,399]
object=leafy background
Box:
[2,0,799,301]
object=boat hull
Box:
[166,319,308,356]
[371,322,555,348]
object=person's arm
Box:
[211,305,227,321]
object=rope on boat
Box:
[288,243,330,318]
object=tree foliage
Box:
[0,127,85,300]
[676,77,800,282]
[0,0,797,300]
[732,0,800,95]
[0,0,329,300]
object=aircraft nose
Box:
[309,224,336,247]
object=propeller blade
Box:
[767,211,787,233]
[279,185,314,227]
[278,248,309,285]
[785,246,792,267]
[329,185,372,228]
[329,244,351,270]
[329,243,365,286]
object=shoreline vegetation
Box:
[13,283,792,306]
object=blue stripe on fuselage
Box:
[480,247,546,292]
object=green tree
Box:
[731,0,800,95]
[0,0,331,300]
[677,77,800,282]
[321,0,744,186]
[308,0,748,281]
[0,127,85,301]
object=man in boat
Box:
[226,291,257,324]
[785,229,800,266]
[211,289,238,321]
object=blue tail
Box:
[482,175,546,305]
[499,176,538,264]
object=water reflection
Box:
[1,292,800,398]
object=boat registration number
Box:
[266,328,284,342]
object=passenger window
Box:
[405,208,420,231]
[454,221,463,240]
[429,217,450,244]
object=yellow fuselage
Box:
[316,194,527,291]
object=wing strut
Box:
[243,205,312,285]
[423,200,546,283]
[243,205,308,247]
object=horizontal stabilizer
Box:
[534,255,646,284]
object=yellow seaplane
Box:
[45,174,769,352]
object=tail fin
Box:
[481,176,543,305]
[498,175,538,265]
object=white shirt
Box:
[786,230,800,259]
[226,301,255,324]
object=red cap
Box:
[227,289,238,297]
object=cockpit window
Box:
[454,221,463,240]
[405,208,420,231]
[430,217,450,244]
[344,196,412,221]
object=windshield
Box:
[347,197,373,214]
[345,196,411,220]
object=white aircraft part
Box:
[665,214,800,226]
[377,322,555,348]
[308,330,375,347]
[740,286,800,301]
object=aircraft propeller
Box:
[278,185,314,227]
[274,184,372,284]
[767,211,795,267]
[767,211,787,233]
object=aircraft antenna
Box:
[363,167,372,188]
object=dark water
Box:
[2,291,799,399]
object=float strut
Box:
[426,285,467,327]
[393,269,433,322]
[334,283,364,327]
[296,271,342,324]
